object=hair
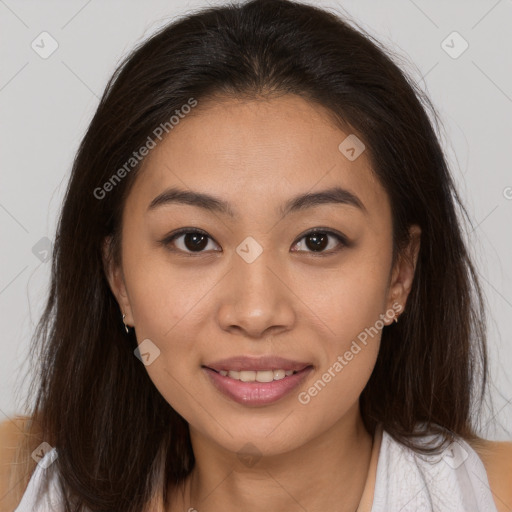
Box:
[16,0,492,510]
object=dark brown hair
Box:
[17,0,491,510]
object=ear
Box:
[102,236,134,327]
[384,224,421,323]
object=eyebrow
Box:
[147,186,367,217]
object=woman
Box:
[1,0,511,511]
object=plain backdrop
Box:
[1,0,511,440]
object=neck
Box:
[168,404,374,512]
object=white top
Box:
[369,427,499,512]
[15,427,499,512]
[14,447,62,512]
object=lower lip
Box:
[202,366,314,406]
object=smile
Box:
[202,365,314,406]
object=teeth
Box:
[217,369,298,382]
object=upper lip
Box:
[203,356,313,372]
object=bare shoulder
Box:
[0,415,43,512]
[468,437,512,512]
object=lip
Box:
[202,365,314,406]
[203,355,312,372]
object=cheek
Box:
[295,269,386,420]
[123,247,214,343]
[308,252,391,346]
[125,268,205,417]
[120,245,216,409]
[297,247,390,399]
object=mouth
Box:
[203,366,312,383]
[202,355,313,373]
[201,364,314,406]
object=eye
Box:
[160,227,349,256]
[291,229,348,255]
[160,228,221,254]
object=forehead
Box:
[125,94,389,222]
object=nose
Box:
[216,248,296,339]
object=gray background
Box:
[1,0,511,440]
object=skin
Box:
[104,93,421,512]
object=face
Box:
[104,94,420,457]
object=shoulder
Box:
[468,437,512,512]
[0,415,42,512]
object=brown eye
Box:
[291,230,348,254]
[162,229,220,254]
[304,232,329,251]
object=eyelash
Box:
[160,227,349,256]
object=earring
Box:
[393,314,399,324]
[122,313,130,333]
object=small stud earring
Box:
[122,313,130,333]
